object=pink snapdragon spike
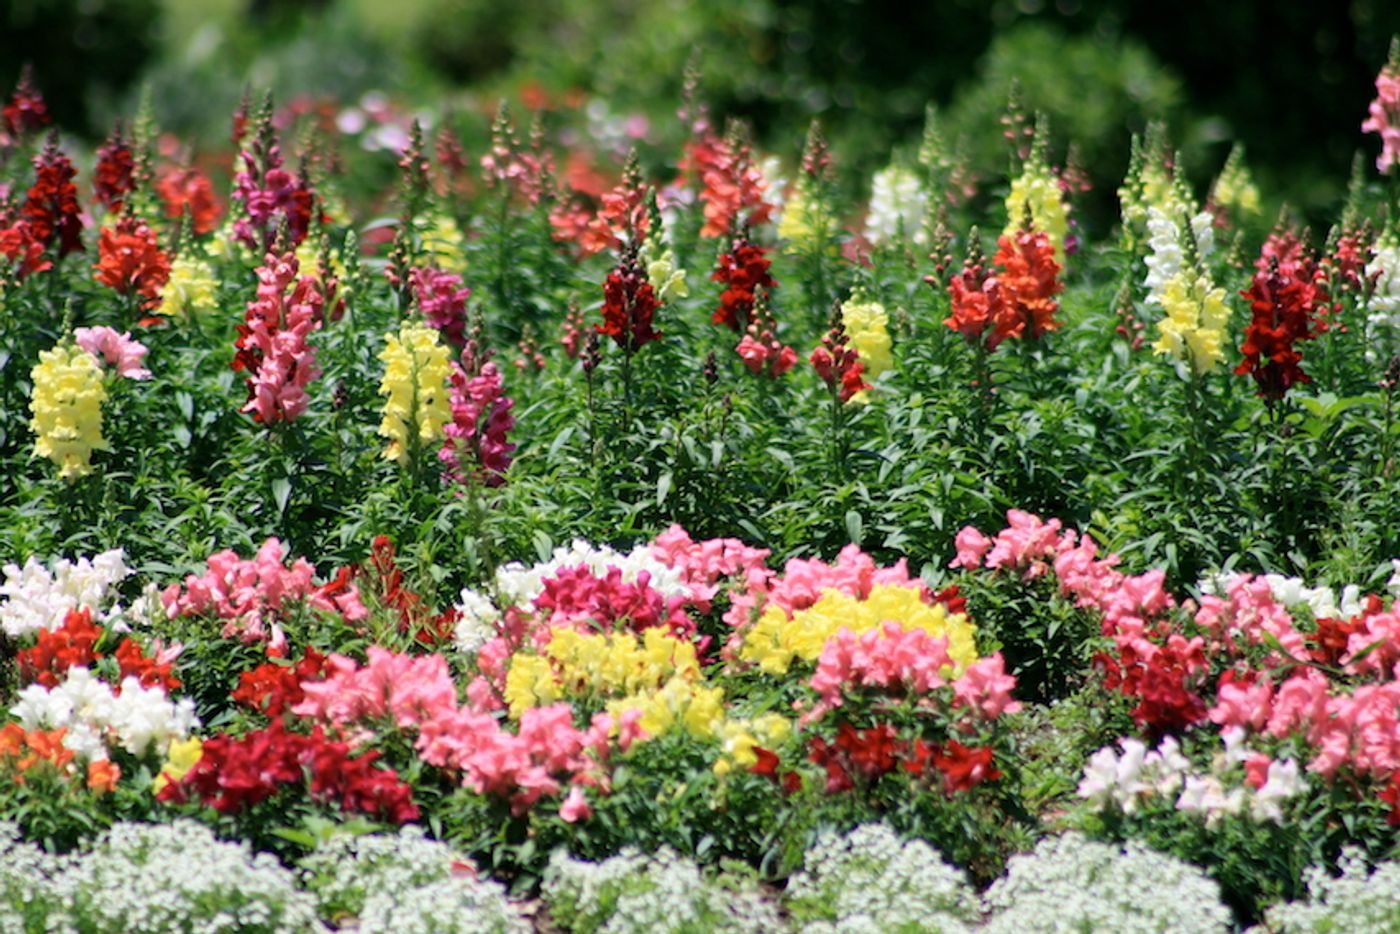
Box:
[73,326,151,380]
[649,524,772,613]
[440,360,515,488]
[232,252,324,425]
[231,114,314,251]
[1362,59,1400,174]
[410,266,470,347]
[161,537,365,646]
[809,621,953,711]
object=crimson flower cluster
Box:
[232,646,330,718]
[810,324,870,403]
[92,124,134,216]
[158,720,419,824]
[22,133,84,257]
[945,228,1062,352]
[598,253,661,352]
[1236,235,1330,402]
[410,266,471,348]
[2,67,48,139]
[808,722,1000,795]
[711,239,775,331]
[93,216,171,312]
[441,358,515,491]
[232,114,316,251]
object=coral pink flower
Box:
[1362,60,1400,174]
[74,326,151,380]
[952,655,1022,719]
[232,251,324,424]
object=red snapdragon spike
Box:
[157,166,224,235]
[712,240,775,331]
[3,66,49,137]
[0,222,52,279]
[1236,238,1328,402]
[93,124,134,215]
[932,740,1000,793]
[929,585,967,616]
[232,646,328,718]
[808,736,854,793]
[17,608,102,688]
[993,228,1063,341]
[684,133,772,239]
[114,638,181,692]
[748,746,781,779]
[22,133,84,257]
[597,256,662,352]
[93,216,171,310]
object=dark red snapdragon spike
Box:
[93,122,135,215]
[712,238,775,331]
[598,251,662,353]
[22,131,83,256]
[1236,239,1328,402]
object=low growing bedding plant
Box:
[4,38,1400,934]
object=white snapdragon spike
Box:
[1176,774,1246,828]
[865,165,928,247]
[1142,207,1215,304]
[1251,758,1304,823]
[453,587,502,655]
[0,549,128,638]
[1366,236,1400,363]
[11,667,196,760]
[493,539,690,610]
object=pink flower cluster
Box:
[161,538,366,648]
[439,360,515,488]
[232,251,324,424]
[649,524,771,615]
[410,266,470,347]
[292,646,609,818]
[231,124,315,251]
[1362,61,1400,174]
[74,326,151,380]
[532,566,692,640]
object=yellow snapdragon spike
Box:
[1004,160,1070,264]
[841,297,893,378]
[29,342,110,481]
[778,185,839,256]
[152,736,203,793]
[1153,271,1231,375]
[157,255,219,320]
[377,324,452,465]
[504,655,559,719]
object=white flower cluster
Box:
[0,821,65,933]
[453,586,502,655]
[489,539,691,613]
[865,165,928,247]
[11,667,197,760]
[1366,234,1400,360]
[1199,570,1366,620]
[0,549,128,638]
[1260,848,1400,933]
[982,832,1232,934]
[300,826,524,933]
[543,846,781,934]
[1078,731,1305,827]
[784,823,978,934]
[32,821,317,934]
[1142,206,1215,305]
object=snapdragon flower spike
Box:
[480,103,552,207]
[231,98,315,251]
[810,323,870,404]
[597,249,661,353]
[92,216,170,311]
[711,237,775,331]
[684,128,772,239]
[409,266,470,348]
[2,65,48,139]
[0,217,51,280]
[439,358,516,489]
[232,251,324,424]
[1236,241,1328,402]
[22,131,83,257]
[156,165,223,235]
[1362,40,1400,174]
[993,224,1063,342]
[735,291,797,378]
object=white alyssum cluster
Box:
[47,821,318,934]
[300,826,523,934]
[865,165,928,247]
[543,846,781,934]
[11,668,197,760]
[1199,571,1364,620]
[982,833,1232,934]
[1260,848,1400,933]
[0,822,65,933]
[783,823,978,934]
[0,549,128,638]
[1078,731,1304,828]
[492,539,691,610]
[1142,206,1215,305]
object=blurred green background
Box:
[4,0,1399,227]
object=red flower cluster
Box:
[112,638,182,693]
[22,133,84,257]
[232,251,325,424]
[92,124,134,216]
[683,133,772,238]
[17,608,101,688]
[748,746,803,794]
[2,66,49,138]
[0,219,51,280]
[810,325,870,403]
[363,536,459,647]
[232,647,330,718]
[1236,237,1329,402]
[809,722,1000,795]
[946,228,1062,351]
[157,165,223,235]
[93,216,171,310]
[1096,629,1209,736]
[598,254,661,352]
[159,720,419,823]
[711,239,775,331]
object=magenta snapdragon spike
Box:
[231,98,315,251]
[410,266,470,347]
[439,359,515,488]
[232,251,324,425]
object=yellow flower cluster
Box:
[641,240,688,305]
[1004,158,1070,264]
[377,324,452,465]
[1153,271,1231,374]
[1210,145,1260,217]
[777,185,838,256]
[156,255,219,320]
[841,297,893,380]
[608,677,725,742]
[713,712,791,776]
[738,584,979,677]
[504,627,701,719]
[29,342,110,481]
[152,736,203,793]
